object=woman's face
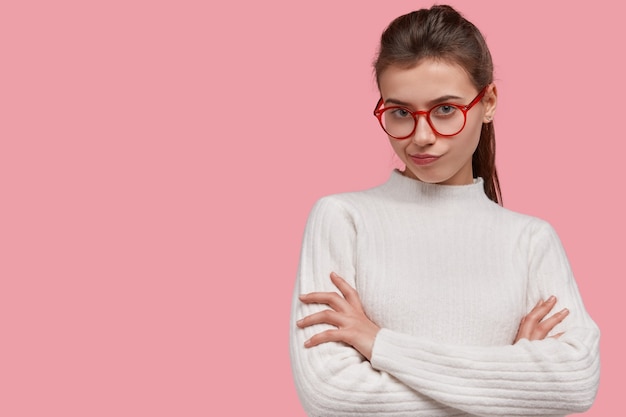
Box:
[378,59,497,185]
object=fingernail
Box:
[304,339,311,347]
[547,296,556,303]
[296,319,303,326]
[299,294,306,300]
[561,308,569,315]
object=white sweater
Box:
[290,170,600,417]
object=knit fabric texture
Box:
[290,170,600,417]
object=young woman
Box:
[290,5,600,417]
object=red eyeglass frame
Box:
[373,85,489,139]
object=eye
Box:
[390,108,412,118]
[432,104,458,117]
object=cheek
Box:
[459,120,483,153]
[389,139,409,161]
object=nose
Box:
[411,114,437,147]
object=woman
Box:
[290,5,600,417]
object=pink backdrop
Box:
[1,1,622,415]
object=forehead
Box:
[378,59,476,103]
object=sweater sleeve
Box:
[290,197,461,417]
[369,220,600,417]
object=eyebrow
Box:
[385,95,465,108]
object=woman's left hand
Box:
[297,272,380,361]
[513,296,569,343]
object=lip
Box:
[409,153,441,166]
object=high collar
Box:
[380,170,492,207]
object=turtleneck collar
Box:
[380,169,492,206]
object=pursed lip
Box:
[409,153,441,166]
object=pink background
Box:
[1,1,622,415]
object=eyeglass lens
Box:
[380,105,466,138]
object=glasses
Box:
[373,86,488,139]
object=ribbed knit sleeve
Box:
[291,172,600,416]
[369,220,600,417]
[290,197,462,416]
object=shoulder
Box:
[502,207,559,239]
[489,203,556,233]
[300,181,398,242]
[308,179,392,219]
[495,206,569,264]
[480,203,568,258]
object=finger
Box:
[533,308,569,339]
[525,296,557,324]
[515,315,532,342]
[515,299,542,341]
[299,291,349,312]
[304,329,343,348]
[515,298,555,342]
[330,272,362,308]
[550,332,565,339]
[296,309,342,329]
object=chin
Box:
[405,168,449,184]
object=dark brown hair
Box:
[374,5,502,204]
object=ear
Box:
[482,83,497,123]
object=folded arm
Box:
[290,197,459,416]
[290,199,600,416]
[368,221,599,416]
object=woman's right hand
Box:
[513,296,569,343]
